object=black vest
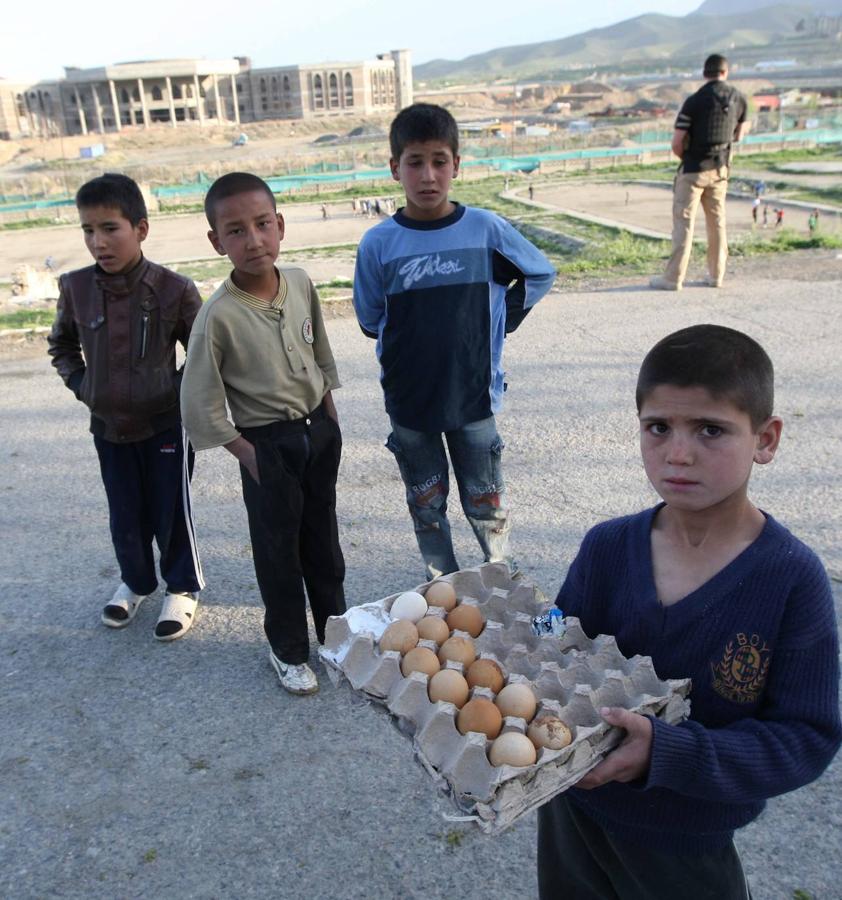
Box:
[684,81,742,171]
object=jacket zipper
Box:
[140,311,149,359]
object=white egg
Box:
[390,591,428,623]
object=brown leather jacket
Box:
[47,257,202,442]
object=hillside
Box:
[694,0,842,14]
[414,3,839,83]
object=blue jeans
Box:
[386,416,513,579]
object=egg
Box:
[466,658,505,694]
[390,591,428,623]
[488,732,537,767]
[416,616,450,645]
[446,603,484,638]
[401,646,441,678]
[379,620,419,655]
[456,697,503,739]
[425,580,457,612]
[438,635,477,668]
[495,683,537,722]
[428,669,470,708]
[527,716,574,751]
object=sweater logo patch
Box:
[710,633,771,705]
[301,317,314,343]
[398,254,465,290]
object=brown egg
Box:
[416,616,450,645]
[438,636,477,668]
[425,580,457,612]
[456,697,503,739]
[446,604,484,638]
[489,732,538,767]
[466,658,505,694]
[401,647,440,678]
[527,716,573,751]
[495,683,537,722]
[428,669,470,708]
[379,620,419,655]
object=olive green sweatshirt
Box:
[181,266,340,451]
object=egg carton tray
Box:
[319,562,691,834]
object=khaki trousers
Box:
[664,166,729,287]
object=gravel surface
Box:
[1,270,841,899]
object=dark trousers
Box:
[94,426,204,597]
[537,795,751,900]
[239,406,346,664]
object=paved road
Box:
[1,265,840,898]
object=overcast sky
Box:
[3,1,700,82]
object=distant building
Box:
[0,51,413,139]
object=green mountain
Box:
[413,4,839,83]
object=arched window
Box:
[132,86,140,101]
[260,77,267,94]
[344,73,353,106]
[121,88,130,104]
[271,76,279,98]
[283,75,290,94]
[152,85,163,101]
[313,74,324,108]
[172,83,183,100]
[329,73,339,107]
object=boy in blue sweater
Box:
[538,325,841,899]
[353,103,556,578]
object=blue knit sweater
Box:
[555,505,842,852]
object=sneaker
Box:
[269,650,319,695]
[101,582,150,628]
[702,274,723,288]
[649,275,682,291]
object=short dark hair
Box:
[389,103,459,160]
[703,54,729,78]
[204,172,276,229]
[76,173,147,225]
[636,324,774,428]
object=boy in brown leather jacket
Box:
[48,173,205,640]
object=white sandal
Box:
[154,592,198,642]
[102,582,150,628]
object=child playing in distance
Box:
[538,324,841,899]
[47,173,204,639]
[180,172,345,696]
[353,103,556,579]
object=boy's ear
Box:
[207,229,226,256]
[389,157,401,182]
[453,154,461,177]
[754,416,783,465]
[276,211,285,241]
[136,218,149,242]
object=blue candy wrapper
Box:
[531,607,566,637]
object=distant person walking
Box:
[808,208,819,237]
[650,54,748,291]
[528,184,534,200]
[763,204,769,228]
[774,208,784,228]
[752,196,760,226]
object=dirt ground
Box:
[533,181,839,238]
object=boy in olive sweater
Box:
[181,172,345,696]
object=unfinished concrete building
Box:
[0,50,413,139]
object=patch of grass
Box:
[730,227,842,257]
[142,849,157,864]
[792,890,813,900]
[188,757,209,771]
[442,828,465,850]
[0,217,62,231]
[0,309,55,330]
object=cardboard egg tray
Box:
[319,562,691,834]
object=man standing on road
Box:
[651,54,748,291]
